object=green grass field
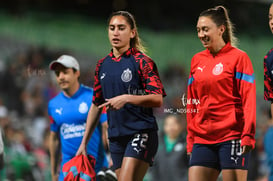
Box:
[0,12,271,95]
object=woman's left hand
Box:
[242,145,252,155]
[99,95,129,110]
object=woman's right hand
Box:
[76,143,87,156]
[51,174,58,181]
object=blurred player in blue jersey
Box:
[48,55,109,181]
[76,11,166,181]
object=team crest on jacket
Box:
[78,102,88,114]
[121,68,132,82]
[212,63,224,75]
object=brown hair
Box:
[200,6,237,46]
[108,11,146,53]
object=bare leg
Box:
[189,166,220,181]
[118,157,149,181]
[115,168,121,180]
[222,169,248,181]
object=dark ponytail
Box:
[200,6,237,46]
[108,11,146,53]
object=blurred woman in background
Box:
[150,115,188,181]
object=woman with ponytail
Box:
[186,6,256,181]
[76,11,166,181]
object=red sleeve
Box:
[138,54,166,96]
[186,76,195,153]
[186,56,197,153]
[264,49,273,101]
[92,58,105,106]
[235,52,256,149]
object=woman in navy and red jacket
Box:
[263,3,273,181]
[187,6,256,181]
[264,3,273,109]
[76,11,165,181]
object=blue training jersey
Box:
[48,84,108,173]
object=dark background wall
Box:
[0,0,271,34]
